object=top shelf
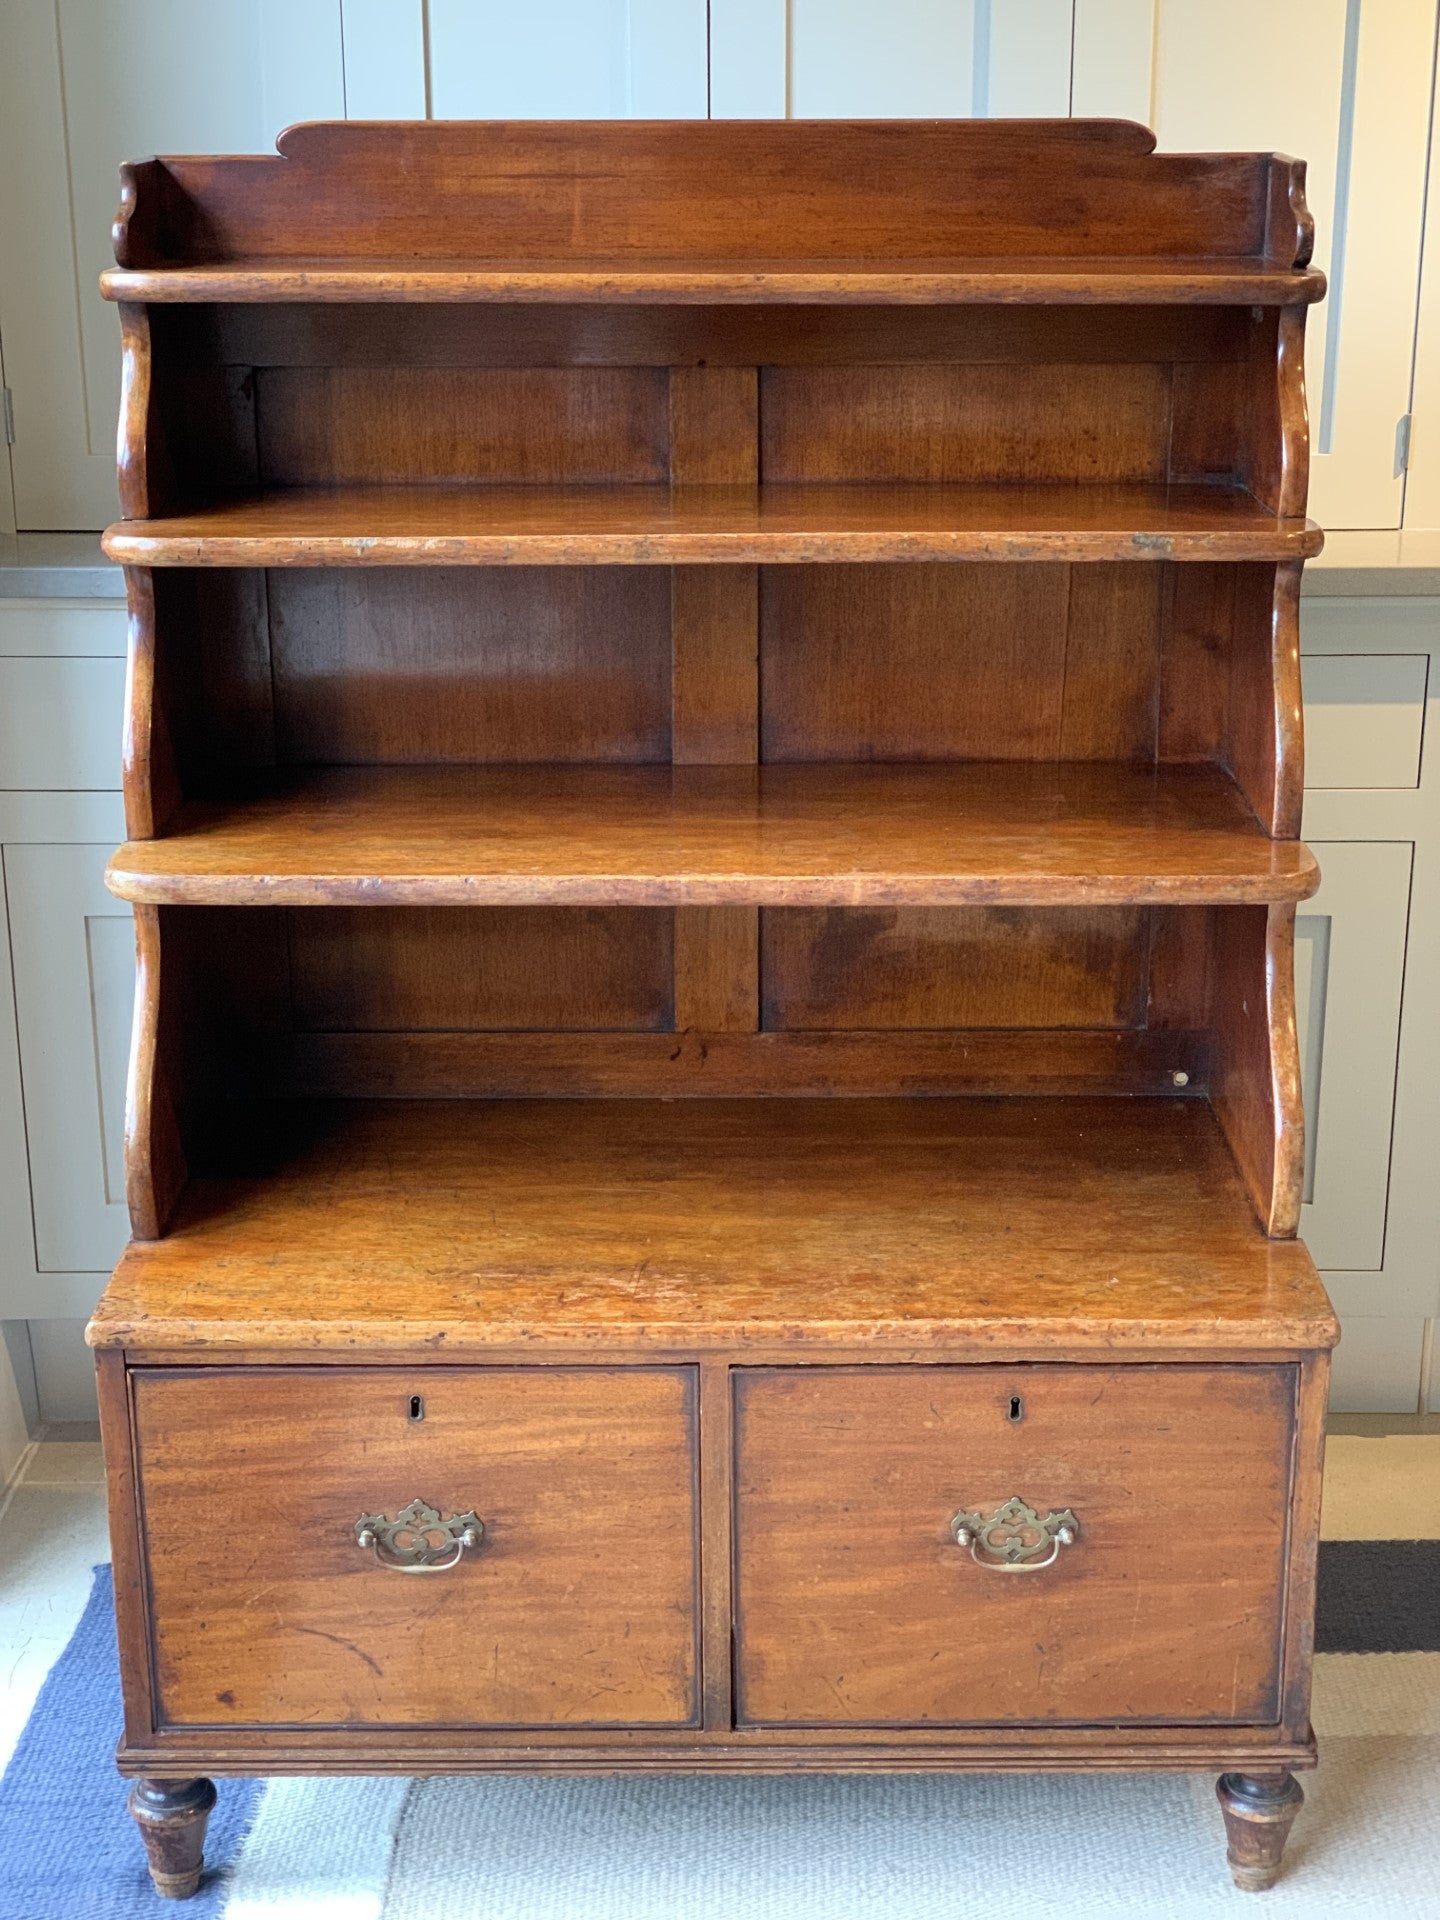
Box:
[106,120,1324,312]
[100,254,1326,308]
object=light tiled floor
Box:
[0,1420,1436,1780]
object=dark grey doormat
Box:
[1315,1540,1440,1653]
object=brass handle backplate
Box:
[950,1496,1079,1572]
[354,1497,485,1574]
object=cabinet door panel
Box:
[1296,842,1413,1271]
[711,0,1074,120]
[4,845,132,1272]
[1303,654,1428,789]
[0,657,127,790]
[428,0,707,118]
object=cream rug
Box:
[213,1652,1440,1919]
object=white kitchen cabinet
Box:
[1295,842,1412,1272]
[1302,594,1440,1412]
[0,598,127,1323]
[709,0,1074,119]
[0,0,346,529]
[3,845,132,1278]
[427,0,707,119]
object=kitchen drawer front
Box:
[734,1365,1295,1728]
[132,1366,700,1730]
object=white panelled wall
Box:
[0,2,1438,1421]
[3,1,1438,532]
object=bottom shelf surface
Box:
[92,1096,1336,1353]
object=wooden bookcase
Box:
[89,120,1337,1899]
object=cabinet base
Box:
[118,1762,1309,1899]
[116,1734,1318,1777]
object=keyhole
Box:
[408,1395,425,1422]
[1008,1396,1023,1423]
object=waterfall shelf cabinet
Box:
[90,119,1336,1900]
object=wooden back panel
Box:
[153,558,1279,783]
[167,896,1216,1097]
[113,120,1288,268]
[146,310,1290,506]
[255,368,671,486]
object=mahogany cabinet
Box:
[88,119,1337,1899]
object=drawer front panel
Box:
[133,1367,699,1729]
[734,1365,1294,1727]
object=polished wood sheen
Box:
[103,120,1322,282]
[734,1365,1292,1725]
[105,764,1319,908]
[94,120,1332,1895]
[133,1366,699,1728]
[105,255,1326,307]
[89,1097,1337,1354]
[101,481,1321,568]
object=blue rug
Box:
[0,1568,259,1920]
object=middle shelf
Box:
[100,481,1322,567]
[107,762,1318,908]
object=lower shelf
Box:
[91,1095,1336,1354]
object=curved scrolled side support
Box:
[112,158,174,269]
[1243,303,1312,522]
[121,568,180,841]
[112,162,147,269]
[116,304,153,521]
[1268,560,1305,837]
[1272,305,1311,523]
[1265,155,1315,271]
[123,907,188,1241]
[1211,902,1306,1238]
[114,302,177,522]
[1229,560,1305,840]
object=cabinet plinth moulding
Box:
[88,119,1334,1899]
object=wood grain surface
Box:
[734,1365,1293,1725]
[263,566,673,765]
[104,763,1319,908]
[103,119,1322,292]
[101,482,1323,567]
[187,300,1261,370]
[104,257,1326,306]
[90,1096,1338,1353]
[133,1366,699,1728]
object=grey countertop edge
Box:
[1303,566,1440,597]
[5,532,1440,600]
[0,533,121,597]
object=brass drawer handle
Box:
[354,1498,485,1574]
[950,1496,1079,1572]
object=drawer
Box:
[734,1365,1294,1727]
[132,1366,699,1729]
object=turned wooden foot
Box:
[1216,1771,1304,1891]
[128,1777,217,1899]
